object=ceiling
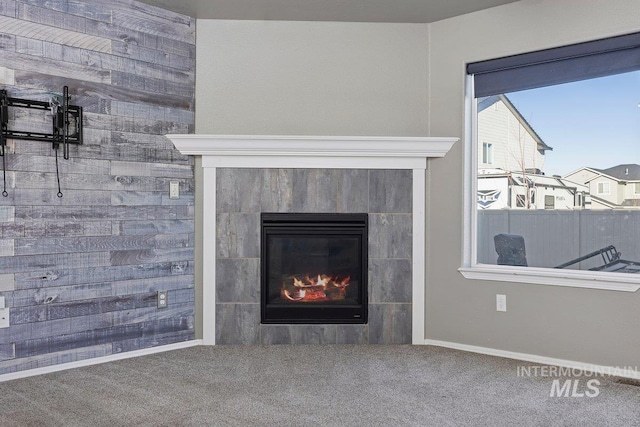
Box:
[137,0,521,23]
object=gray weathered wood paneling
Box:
[0,0,195,375]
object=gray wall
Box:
[195,20,429,136]
[195,1,640,367]
[0,0,195,374]
[428,0,640,366]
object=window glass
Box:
[476,70,640,272]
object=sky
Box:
[506,70,640,177]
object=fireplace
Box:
[261,213,368,324]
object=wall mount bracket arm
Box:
[0,86,83,197]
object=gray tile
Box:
[216,213,259,258]
[392,303,412,344]
[290,325,337,344]
[369,214,412,259]
[217,169,293,213]
[215,303,260,345]
[336,324,368,344]
[368,304,391,345]
[216,258,260,303]
[292,169,338,213]
[369,170,412,213]
[260,325,292,345]
[368,303,411,344]
[261,169,293,212]
[337,169,369,213]
[368,259,412,303]
[217,169,262,213]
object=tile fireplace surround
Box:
[168,135,457,345]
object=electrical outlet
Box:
[157,290,168,309]
[0,308,9,328]
[169,181,180,199]
[496,294,507,312]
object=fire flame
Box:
[281,274,351,302]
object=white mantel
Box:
[168,134,458,345]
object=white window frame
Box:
[597,181,610,195]
[482,142,493,165]
[459,75,640,293]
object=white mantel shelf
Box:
[168,134,457,158]
[167,134,458,345]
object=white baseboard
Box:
[0,340,203,383]
[424,339,640,380]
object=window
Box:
[462,32,640,292]
[482,142,493,164]
[544,195,555,210]
[597,182,610,195]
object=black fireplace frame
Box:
[261,213,368,324]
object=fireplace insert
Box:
[261,213,368,324]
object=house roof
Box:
[477,95,552,153]
[595,164,640,181]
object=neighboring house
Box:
[477,95,552,172]
[478,169,588,210]
[476,95,588,210]
[564,164,640,209]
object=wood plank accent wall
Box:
[0,0,195,374]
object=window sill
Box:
[459,265,640,292]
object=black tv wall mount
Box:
[0,86,83,197]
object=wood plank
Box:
[14,261,194,289]
[0,239,14,256]
[111,191,163,206]
[1,223,24,238]
[0,189,110,207]
[0,344,15,361]
[0,274,14,291]
[111,10,193,45]
[0,207,14,222]
[0,50,111,84]
[110,248,193,266]
[0,251,111,274]
[0,15,112,52]
[15,205,148,221]
[0,0,16,19]
[19,0,113,23]
[111,71,194,99]
[14,318,192,358]
[111,40,196,69]
[14,72,193,110]
[6,155,110,175]
[0,344,112,375]
[0,65,15,85]
[123,220,194,235]
[15,233,192,256]
[112,328,194,354]
[84,112,191,135]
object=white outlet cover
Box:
[169,181,180,199]
[496,294,507,312]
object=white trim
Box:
[412,168,426,344]
[0,340,202,383]
[168,134,457,159]
[201,167,217,345]
[462,77,640,293]
[459,265,640,292]
[168,134,458,345]
[425,339,640,380]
